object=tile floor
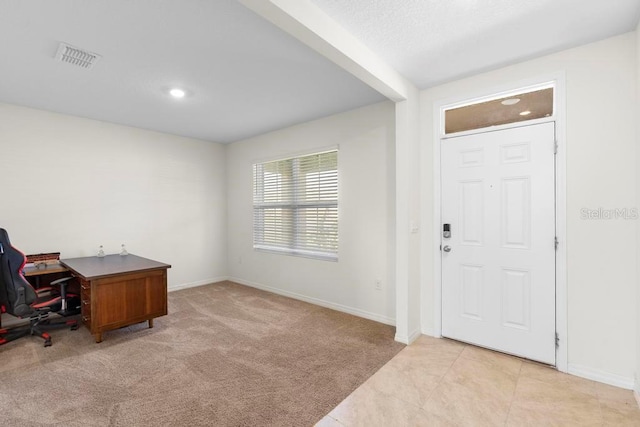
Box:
[316,335,640,426]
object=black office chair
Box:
[0,228,80,347]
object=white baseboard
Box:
[421,327,438,338]
[394,332,410,345]
[568,363,635,390]
[409,329,422,343]
[168,276,229,292]
[396,328,422,345]
[229,276,395,326]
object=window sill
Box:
[253,246,338,262]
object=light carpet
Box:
[0,281,404,426]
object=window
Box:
[253,150,338,261]
[444,86,554,134]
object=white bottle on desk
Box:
[120,244,128,256]
[97,245,105,257]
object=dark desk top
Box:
[60,254,171,280]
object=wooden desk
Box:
[60,254,171,343]
[23,264,69,277]
[23,264,70,288]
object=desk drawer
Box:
[80,280,91,296]
[81,299,91,322]
[80,278,92,328]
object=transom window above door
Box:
[444,86,554,135]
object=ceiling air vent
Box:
[54,42,101,69]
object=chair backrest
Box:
[0,239,8,313]
[0,228,36,317]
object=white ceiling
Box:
[1,1,639,143]
[0,0,384,143]
[310,0,640,89]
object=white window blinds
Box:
[253,150,338,261]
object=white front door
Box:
[441,122,556,364]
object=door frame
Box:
[430,72,567,372]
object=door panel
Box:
[461,264,483,320]
[501,177,530,249]
[460,180,484,245]
[441,122,556,364]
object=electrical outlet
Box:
[374,279,382,290]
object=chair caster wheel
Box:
[70,323,79,331]
[44,338,52,347]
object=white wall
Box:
[636,21,640,402]
[420,33,638,385]
[395,95,423,342]
[0,103,227,289]
[226,101,396,324]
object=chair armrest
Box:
[50,277,72,287]
[35,286,53,297]
[50,276,73,301]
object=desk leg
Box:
[94,333,103,343]
[148,319,154,329]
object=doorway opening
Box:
[430,76,567,372]
[441,122,556,364]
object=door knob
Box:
[443,245,452,252]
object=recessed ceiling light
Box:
[501,98,520,106]
[519,110,531,116]
[169,88,186,98]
